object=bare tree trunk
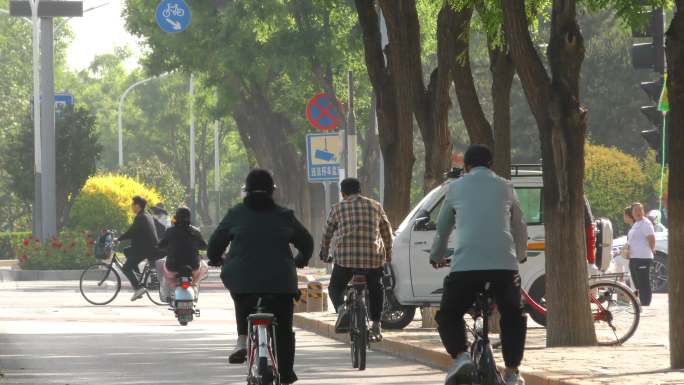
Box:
[503,0,595,347]
[489,43,515,179]
[666,0,684,368]
[452,6,494,149]
[355,0,415,225]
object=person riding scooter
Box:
[157,207,208,301]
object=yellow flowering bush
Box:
[69,174,161,233]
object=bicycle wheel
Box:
[141,264,168,306]
[471,338,505,385]
[590,280,640,346]
[355,303,368,371]
[80,263,121,305]
[350,303,359,369]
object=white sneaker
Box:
[504,368,525,385]
[444,352,474,385]
[130,287,147,301]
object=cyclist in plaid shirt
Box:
[320,178,393,338]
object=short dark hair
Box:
[340,178,361,195]
[464,144,493,168]
[132,196,147,210]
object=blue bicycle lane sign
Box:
[156,0,192,33]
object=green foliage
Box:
[1,106,102,228]
[121,156,187,210]
[0,232,31,260]
[15,231,95,270]
[69,174,161,233]
[584,143,666,233]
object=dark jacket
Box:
[119,211,159,258]
[207,203,314,294]
[159,225,206,272]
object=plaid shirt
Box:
[321,194,393,269]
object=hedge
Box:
[15,231,95,270]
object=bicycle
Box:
[523,274,640,346]
[246,297,280,385]
[345,272,378,371]
[466,283,506,385]
[79,230,167,306]
[162,3,185,17]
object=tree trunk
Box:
[489,43,515,179]
[358,95,382,200]
[355,0,415,225]
[503,0,596,347]
[665,0,684,368]
[452,6,494,149]
[197,123,213,226]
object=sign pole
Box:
[189,73,196,221]
[30,0,42,239]
[347,71,357,178]
[40,15,56,238]
[377,3,387,204]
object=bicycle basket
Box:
[94,231,114,260]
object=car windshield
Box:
[396,184,445,233]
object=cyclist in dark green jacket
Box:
[207,169,313,385]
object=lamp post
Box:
[117,74,167,167]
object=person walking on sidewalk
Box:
[116,196,160,301]
[207,169,313,385]
[430,144,528,385]
[320,178,393,340]
[627,202,656,306]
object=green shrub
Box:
[584,143,666,233]
[0,232,31,260]
[121,156,187,211]
[69,174,161,233]
[15,231,95,270]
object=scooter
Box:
[171,266,200,326]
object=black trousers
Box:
[122,247,146,289]
[328,265,384,322]
[629,259,652,306]
[231,293,297,384]
[435,270,527,368]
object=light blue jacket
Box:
[429,167,528,272]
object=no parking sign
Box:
[306,93,343,132]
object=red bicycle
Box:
[523,275,641,346]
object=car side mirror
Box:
[413,210,435,231]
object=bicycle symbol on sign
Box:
[162,3,185,18]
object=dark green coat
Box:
[207,203,313,294]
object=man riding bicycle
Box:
[116,196,160,301]
[430,145,528,385]
[320,178,393,340]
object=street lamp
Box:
[117,74,168,167]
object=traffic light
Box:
[632,5,667,163]
[631,7,665,73]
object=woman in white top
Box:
[627,203,656,306]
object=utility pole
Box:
[189,73,196,220]
[346,71,357,179]
[214,119,221,224]
[10,0,83,240]
[376,3,387,204]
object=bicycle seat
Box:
[248,313,277,325]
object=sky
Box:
[65,0,141,70]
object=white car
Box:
[382,165,612,329]
[611,224,669,293]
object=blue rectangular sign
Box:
[306,133,340,182]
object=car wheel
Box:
[526,275,547,327]
[650,253,668,293]
[381,305,416,330]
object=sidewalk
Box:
[293,294,684,385]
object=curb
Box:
[292,313,577,385]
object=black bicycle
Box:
[466,283,505,385]
[79,230,167,306]
[345,273,373,371]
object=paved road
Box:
[0,283,446,385]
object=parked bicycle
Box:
[523,273,640,346]
[79,230,167,306]
[465,283,506,385]
[246,297,280,385]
